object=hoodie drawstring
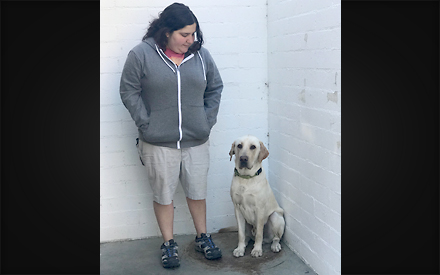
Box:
[155,44,176,73]
[155,43,206,81]
[197,52,207,81]
[153,44,207,149]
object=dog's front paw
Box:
[271,242,282,252]
[251,247,263,257]
[233,247,245,257]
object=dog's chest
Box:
[232,184,259,224]
[232,185,256,205]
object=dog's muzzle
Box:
[239,156,248,169]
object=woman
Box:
[120,3,223,269]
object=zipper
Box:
[156,45,195,149]
[174,56,193,149]
[176,65,182,149]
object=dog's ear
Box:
[229,142,235,161]
[258,141,269,162]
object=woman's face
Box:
[166,23,197,54]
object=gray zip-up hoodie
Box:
[120,37,223,149]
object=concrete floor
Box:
[100,232,317,275]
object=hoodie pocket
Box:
[142,107,180,143]
[181,106,211,140]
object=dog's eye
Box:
[237,144,242,149]
[250,145,256,150]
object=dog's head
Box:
[229,135,269,170]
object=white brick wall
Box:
[100,1,341,274]
[268,1,341,275]
[100,0,268,242]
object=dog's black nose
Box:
[240,156,248,162]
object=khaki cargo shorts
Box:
[137,139,210,205]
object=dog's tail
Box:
[218,226,238,233]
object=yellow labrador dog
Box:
[229,135,285,257]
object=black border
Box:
[342,1,439,274]
[2,0,438,274]
[1,1,100,274]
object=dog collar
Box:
[234,168,262,179]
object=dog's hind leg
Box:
[267,211,285,253]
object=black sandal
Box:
[160,239,180,268]
[195,233,222,260]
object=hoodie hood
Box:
[143,37,206,81]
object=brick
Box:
[301,175,331,206]
[100,135,136,154]
[114,0,164,8]
[212,53,239,70]
[100,165,148,183]
[329,190,341,215]
[238,52,267,69]
[121,120,139,136]
[123,224,157,240]
[100,121,123,138]
[306,28,341,50]
[99,225,129,242]
[100,25,117,42]
[208,200,235,217]
[314,5,341,30]
[100,0,116,9]
[314,237,341,274]
[299,161,340,193]
[312,218,341,252]
[208,187,232,204]
[100,73,121,92]
[115,24,146,41]
[101,182,126,199]
[208,214,236,232]
[204,38,240,55]
[297,123,341,152]
[329,152,341,175]
[100,41,138,59]
[100,88,123,106]
[174,219,197,235]
[100,151,126,169]
[100,104,131,122]
[298,239,321,270]
[100,57,122,73]
[100,197,127,213]
[314,200,341,232]
[125,180,153,197]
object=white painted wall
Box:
[267,1,341,275]
[100,1,341,274]
[100,0,268,242]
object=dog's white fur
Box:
[229,135,285,258]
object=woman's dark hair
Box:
[143,3,203,53]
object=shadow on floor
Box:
[100,232,316,275]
